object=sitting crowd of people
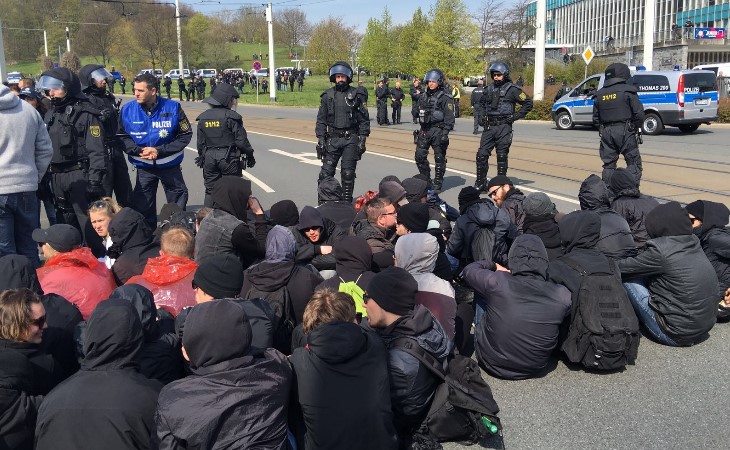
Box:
[1,170,729,450]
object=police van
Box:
[551,69,718,135]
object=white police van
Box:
[551,69,718,135]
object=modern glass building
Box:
[529,0,730,67]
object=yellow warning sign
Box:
[582,46,595,65]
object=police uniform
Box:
[177,78,188,101]
[316,61,370,203]
[118,95,193,228]
[197,78,205,100]
[476,62,533,189]
[592,62,644,185]
[390,85,405,125]
[119,76,126,95]
[409,80,422,124]
[375,80,390,125]
[38,68,108,243]
[79,64,134,207]
[471,82,485,134]
[414,69,455,192]
[196,83,255,206]
[188,79,197,101]
[163,77,172,99]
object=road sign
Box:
[581,46,595,65]
[253,60,262,71]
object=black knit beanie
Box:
[193,254,244,299]
[397,202,429,233]
[366,266,417,316]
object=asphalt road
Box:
[117,97,730,449]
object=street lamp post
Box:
[174,0,184,79]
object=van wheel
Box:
[677,124,700,133]
[555,111,574,130]
[643,113,664,135]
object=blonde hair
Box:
[161,226,195,258]
[88,197,122,217]
[303,289,356,334]
[0,289,41,341]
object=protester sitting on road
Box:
[522,192,563,261]
[579,174,637,259]
[289,290,398,450]
[395,202,430,237]
[395,233,457,341]
[194,176,267,268]
[685,200,730,320]
[33,224,116,319]
[0,340,43,450]
[316,176,356,232]
[88,197,122,268]
[107,208,160,286]
[609,168,659,252]
[126,226,197,316]
[464,234,571,379]
[364,266,452,445]
[486,175,526,232]
[353,197,399,271]
[618,202,719,346]
[292,205,346,273]
[35,298,162,450]
[155,299,292,450]
[269,199,300,227]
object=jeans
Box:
[473,292,487,326]
[133,165,188,230]
[0,191,41,267]
[623,281,677,346]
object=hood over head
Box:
[266,225,297,263]
[203,82,239,107]
[82,298,143,371]
[334,235,373,281]
[0,255,43,294]
[645,201,692,238]
[307,321,367,364]
[609,168,639,195]
[109,284,158,341]
[0,84,21,111]
[687,200,730,235]
[401,177,429,203]
[559,210,602,253]
[395,233,438,275]
[211,176,251,221]
[297,205,325,231]
[579,174,611,210]
[108,207,154,255]
[317,176,344,203]
[183,299,252,371]
[604,63,631,85]
[508,234,549,279]
[270,200,299,226]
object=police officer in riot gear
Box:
[196,82,256,207]
[315,61,370,203]
[471,78,485,134]
[592,62,644,185]
[163,76,173,99]
[78,64,134,206]
[37,68,108,244]
[476,62,533,190]
[414,68,455,193]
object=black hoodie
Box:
[317,235,377,292]
[579,174,637,259]
[691,200,730,291]
[0,347,43,450]
[36,298,162,450]
[108,207,160,285]
[618,202,719,345]
[154,300,292,450]
[291,205,346,271]
[290,321,398,450]
[609,168,659,251]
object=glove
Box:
[316,136,326,161]
[194,155,204,168]
[357,136,367,156]
[246,153,256,169]
[86,181,105,200]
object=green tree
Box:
[306,17,356,75]
[184,14,211,67]
[358,8,394,76]
[392,8,429,76]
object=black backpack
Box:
[245,284,296,355]
[560,257,640,370]
[391,338,502,445]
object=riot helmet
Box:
[79,64,112,92]
[329,61,353,84]
[423,69,445,90]
[488,62,510,86]
[604,63,631,82]
[38,68,83,107]
[203,82,239,108]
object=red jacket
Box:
[37,247,116,319]
[126,254,197,316]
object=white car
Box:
[137,69,163,79]
[6,72,22,84]
[164,69,190,79]
[195,69,218,78]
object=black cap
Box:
[32,224,82,253]
[203,82,239,107]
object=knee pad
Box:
[341,169,356,183]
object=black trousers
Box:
[599,122,642,185]
[377,100,389,125]
[392,102,402,124]
[477,123,513,177]
[202,149,242,207]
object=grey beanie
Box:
[523,192,557,217]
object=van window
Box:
[630,75,670,92]
[573,76,600,96]
[683,72,717,92]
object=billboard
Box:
[694,28,726,39]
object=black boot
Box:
[433,165,446,193]
[474,165,488,191]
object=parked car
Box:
[137,69,163,78]
[551,69,719,135]
[462,75,485,87]
[195,69,218,78]
[164,69,190,79]
[249,68,269,78]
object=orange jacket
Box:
[126,254,198,316]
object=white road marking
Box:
[184,146,275,193]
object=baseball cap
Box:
[18,87,41,100]
[32,224,82,253]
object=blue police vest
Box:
[120,97,184,168]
